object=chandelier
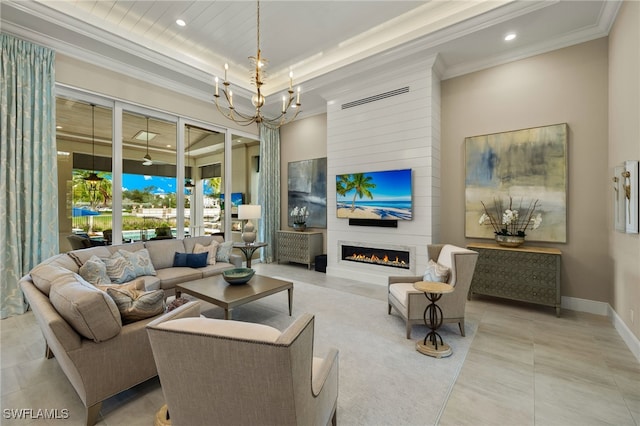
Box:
[214,0,301,129]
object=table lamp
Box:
[238,204,262,243]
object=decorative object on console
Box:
[620,160,639,234]
[238,204,262,243]
[479,197,542,247]
[288,158,327,228]
[465,123,567,243]
[222,268,255,285]
[213,0,301,128]
[336,168,412,220]
[290,205,309,231]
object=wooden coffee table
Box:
[175,274,293,320]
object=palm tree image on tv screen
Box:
[336,169,412,220]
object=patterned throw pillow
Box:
[193,242,218,265]
[165,297,190,313]
[101,252,136,284]
[117,249,156,277]
[106,287,165,323]
[79,255,111,285]
[215,241,234,263]
[423,259,450,283]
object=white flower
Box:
[531,213,542,230]
[502,209,518,225]
[290,206,309,223]
[479,213,489,225]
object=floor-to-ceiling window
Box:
[57,98,113,245]
[55,88,250,252]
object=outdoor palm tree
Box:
[344,173,376,212]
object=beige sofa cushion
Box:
[30,263,77,296]
[145,239,187,269]
[155,267,203,289]
[49,273,122,342]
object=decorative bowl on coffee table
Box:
[222,268,255,285]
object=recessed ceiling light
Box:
[504,33,517,41]
[176,19,186,27]
[166,144,172,148]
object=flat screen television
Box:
[336,168,412,220]
[219,193,244,208]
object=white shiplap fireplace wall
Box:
[325,56,442,285]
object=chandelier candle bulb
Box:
[224,63,228,81]
[229,91,233,107]
[297,87,301,104]
[289,71,293,90]
[215,77,219,97]
[282,96,286,113]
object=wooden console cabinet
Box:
[467,243,562,316]
[277,231,323,270]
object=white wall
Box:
[325,57,442,284]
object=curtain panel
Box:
[1,34,58,318]
[257,124,280,263]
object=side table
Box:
[233,242,267,268]
[413,281,454,358]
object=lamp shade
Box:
[238,204,262,220]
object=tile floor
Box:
[1,262,638,425]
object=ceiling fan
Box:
[141,117,169,166]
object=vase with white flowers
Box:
[479,197,542,247]
[290,206,310,231]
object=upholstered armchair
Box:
[388,244,479,339]
[146,313,339,426]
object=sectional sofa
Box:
[18,235,242,425]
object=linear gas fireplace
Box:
[341,243,410,270]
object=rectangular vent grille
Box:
[341,87,409,110]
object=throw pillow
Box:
[215,241,234,263]
[423,259,450,283]
[117,248,156,277]
[193,242,219,265]
[49,273,122,342]
[101,252,136,284]
[106,287,165,323]
[79,255,111,286]
[165,297,190,313]
[173,252,209,268]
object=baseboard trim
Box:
[562,296,640,362]
[609,305,640,363]
[561,296,609,315]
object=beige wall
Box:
[441,38,611,304]
[608,0,640,339]
[279,114,328,250]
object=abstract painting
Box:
[465,123,568,243]
[288,157,327,228]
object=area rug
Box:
[199,280,478,426]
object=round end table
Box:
[413,281,454,358]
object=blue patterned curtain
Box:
[257,123,280,263]
[1,34,58,318]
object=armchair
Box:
[146,313,339,426]
[388,244,478,339]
